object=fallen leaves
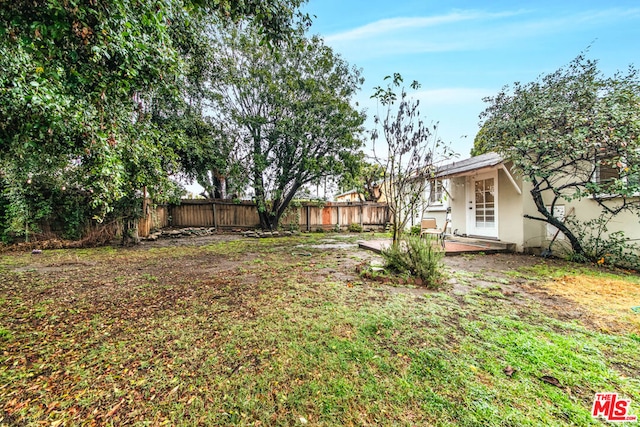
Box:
[503,365,516,378]
[105,398,124,418]
[540,375,562,388]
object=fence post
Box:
[306,205,311,232]
[212,201,217,229]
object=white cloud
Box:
[325,10,523,44]
[323,7,640,58]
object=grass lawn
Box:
[1,233,639,426]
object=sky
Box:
[301,0,640,158]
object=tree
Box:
[152,3,309,201]
[470,124,491,156]
[0,0,305,241]
[209,26,365,229]
[480,54,640,263]
[370,74,453,246]
[0,0,186,241]
[337,153,385,202]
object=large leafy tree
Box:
[0,1,181,235]
[209,27,365,229]
[480,55,640,262]
[0,0,305,240]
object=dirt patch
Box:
[444,252,549,275]
[442,253,640,334]
[138,233,243,248]
[538,275,640,333]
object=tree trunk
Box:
[213,172,227,199]
[391,209,401,247]
[122,219,140,246]
[529,187,585,257]
[257,209,276,230]
[273,183,301,228]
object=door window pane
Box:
[475,178,495,229]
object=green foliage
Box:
[564,216,640,269]
[337,154,384,202]
[0,0,183,215]
[470,125,491,157]
[381,235,445,288]
[0,0,306,242]
[480,53,640,259]
[347,223,363,233]
[409,224,421,235]
[209,27,365,230]
[0,327,12,341]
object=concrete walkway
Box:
[358,238,512,256]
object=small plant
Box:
[381,235,445,288]
[141,273,158,283]
[0,327,12,341]
[409,225,421,236]
[348,223,363,233]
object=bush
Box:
[409,224,421,235]
[381,235,445,288]
[348,223,363,233]
[565,216,640,270]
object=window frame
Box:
[425,178,449,212]
[428,179,444,205]
[592,155,640,199]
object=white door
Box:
[467,172,498,238]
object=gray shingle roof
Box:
[435,152,504,178]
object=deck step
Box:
[358,238,514,256]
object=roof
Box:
[335,188,361,198]
[435,152,504,178]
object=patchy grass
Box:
[540,275,640,333]
[516,261,640,283]
[0,235,639,426]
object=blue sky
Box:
[302,0,640,157]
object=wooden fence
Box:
[138,199,389,237]
[138,201,170,237]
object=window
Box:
[594,156,640,196]
[595,159,620,188]
[428,179,444,205]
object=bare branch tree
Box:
[371,74,454,246]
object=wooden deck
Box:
[358,237,513,256]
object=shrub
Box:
[348,223,363,233]
[565,216,640,270]
[381,235,445,288]
[409,224,421,235]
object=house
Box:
[422,152,640,254]
[335,184,384,203]
[335,189,364,203]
